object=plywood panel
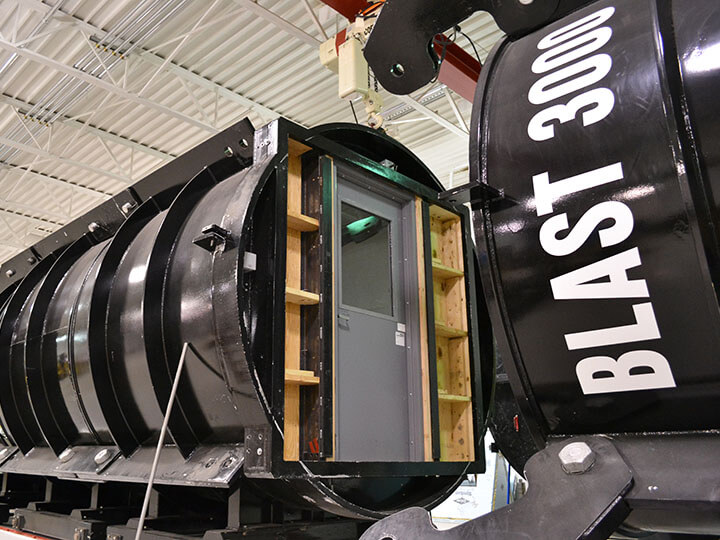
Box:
[436,336,449,393]
[448,337,470,396]
[433,277,447,326]
[450,401,474,461]
[438,396,453,461]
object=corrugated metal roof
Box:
[0,0,504,262]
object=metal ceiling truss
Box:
[19,0,290,122]
[0,0,473,260]
[0,0,306,239]
[1,162,108,198]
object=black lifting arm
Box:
[360,437,633,540]
[363,0,598,96]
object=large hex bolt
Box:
[58,447,75,463]
[94,448,112,465]
[73,527,89,540]
[10,513,23,530]
[558,441,595,474]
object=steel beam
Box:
[231,0,321,47]
[396,95,468,138]
[433,41,482,102]
[316,0,368,21]
[301,0,329,40]
[443,87,468,132]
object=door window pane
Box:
[341,202,393,316]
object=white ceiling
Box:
[0,0,504,262]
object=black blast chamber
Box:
[0,118,490,539]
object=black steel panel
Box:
[100,198,170,454]
[672,0,720,282]
[471,0,720,438]
[209,164,278,429]
[145,168,222,456]
[26,237,97,454]
[0,256,57,451]
[64,242,115,446]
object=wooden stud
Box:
[286,287,320,305]
[435,322,468,339]
[432,261,464,280]
[288,138,312,157]
[429,204,461,223]
[415,198,432,461]
[287,212,319,232]
[287,229,302,286]
[437,392,472,402]
[284,300,301,460]
[285,369,320,386]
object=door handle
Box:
[338,314,350,321]
[338,313,350,329]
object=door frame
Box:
[332,160,425,462]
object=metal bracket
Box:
[193,224,232,253]
[360,437,632,540]
[364,0,596,95]
[439,180,514,207]
[244,425,272,478]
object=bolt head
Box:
[5,269,15,278]
[27,256,36,265]
[559,441,595,474]
[88,222,100,233]
[94,448,111,465]
[224,146,234,157]
[58,447,75,463]
[121,201,136,214]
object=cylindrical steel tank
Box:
[470,0,720,477]
[0,120,484,530]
